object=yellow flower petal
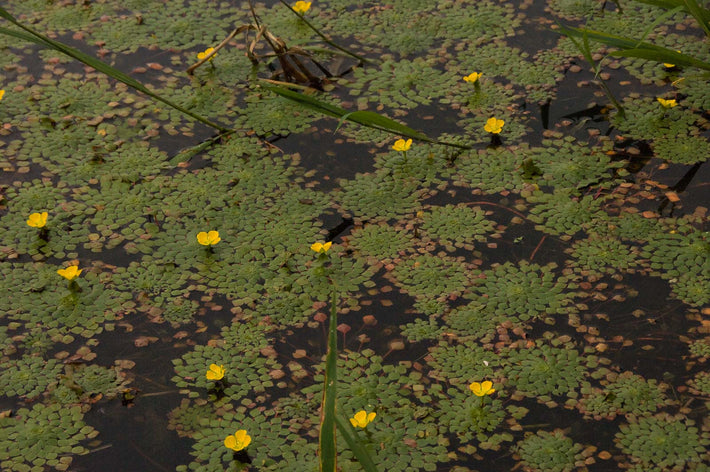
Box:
[463,72,481,83]
[484,117,504,134]
[310,241,332,253]
[350,410,375,428]
[469,380,495,396]
[656,97,677,108]
[392,138,412,152]
[197,47,216,61]
[224,429,251,451]
[293,1,311,14]
[0,90,5,101]
[206,363,225,381]
[197,230,221,246]
[57,265,82,281]
[27,212,48,228]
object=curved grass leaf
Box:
[635,0,710,35]
[557,25,710,71]
[262,83,470,149]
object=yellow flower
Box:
[206,363,225,381]
[469,380,495,397]
[197,230,221,246]
[392,138,412,152]
[224,429,251,451]
[197,47,216,61]
[292,1,312,14]
[57,265,82,281]
[349,410,376,428]
[27,212,48,228]
[310,241,332,253]
[657,97,677,108]
[484,117,504,134]
[463,72,482,83]
[0,90,5,101]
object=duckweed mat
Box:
[0,0,709,471]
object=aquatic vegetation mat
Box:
[0,0,708,471]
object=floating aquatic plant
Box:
[566,233,638,276]
[579,372,667,419]
[346,224,414,261]
[0,403,97,472]
[427,340,499,385]
[515,430,586,472]
[348,57,459,109]
[504,341,589,398]
[389,254,473,300]
[436,385,512,447]
[531,136,625,191]
[615,414,710,471]
[399,317,445,342]
[172,343,282,400]
[526,189,607,236]
[444,303,502,341]
[421,204,497,250]
[469,261,575,322]
[0,355,61,399]
[454,146,528,193]
[338,171,425,222]
[653,134,710,165]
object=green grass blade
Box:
[344,111,433,142]
[0,6,229,132]
[634,0,685,8]
[262,83,470,149]
[558,25,710,70]
[633,6,685,47]
[609,47,710,70]
[335,415,379,472]
[319,290,338,472]
[0,25,53,47]
[683,0,710,36]
[262,83,349,117]
[634,0,710,27]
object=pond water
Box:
[0,0,709,471]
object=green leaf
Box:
[682,0,710,36]
[319,290,338,472]
[262,83,470,149]
[557,25,710,70]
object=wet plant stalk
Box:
[277,0,373,65]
